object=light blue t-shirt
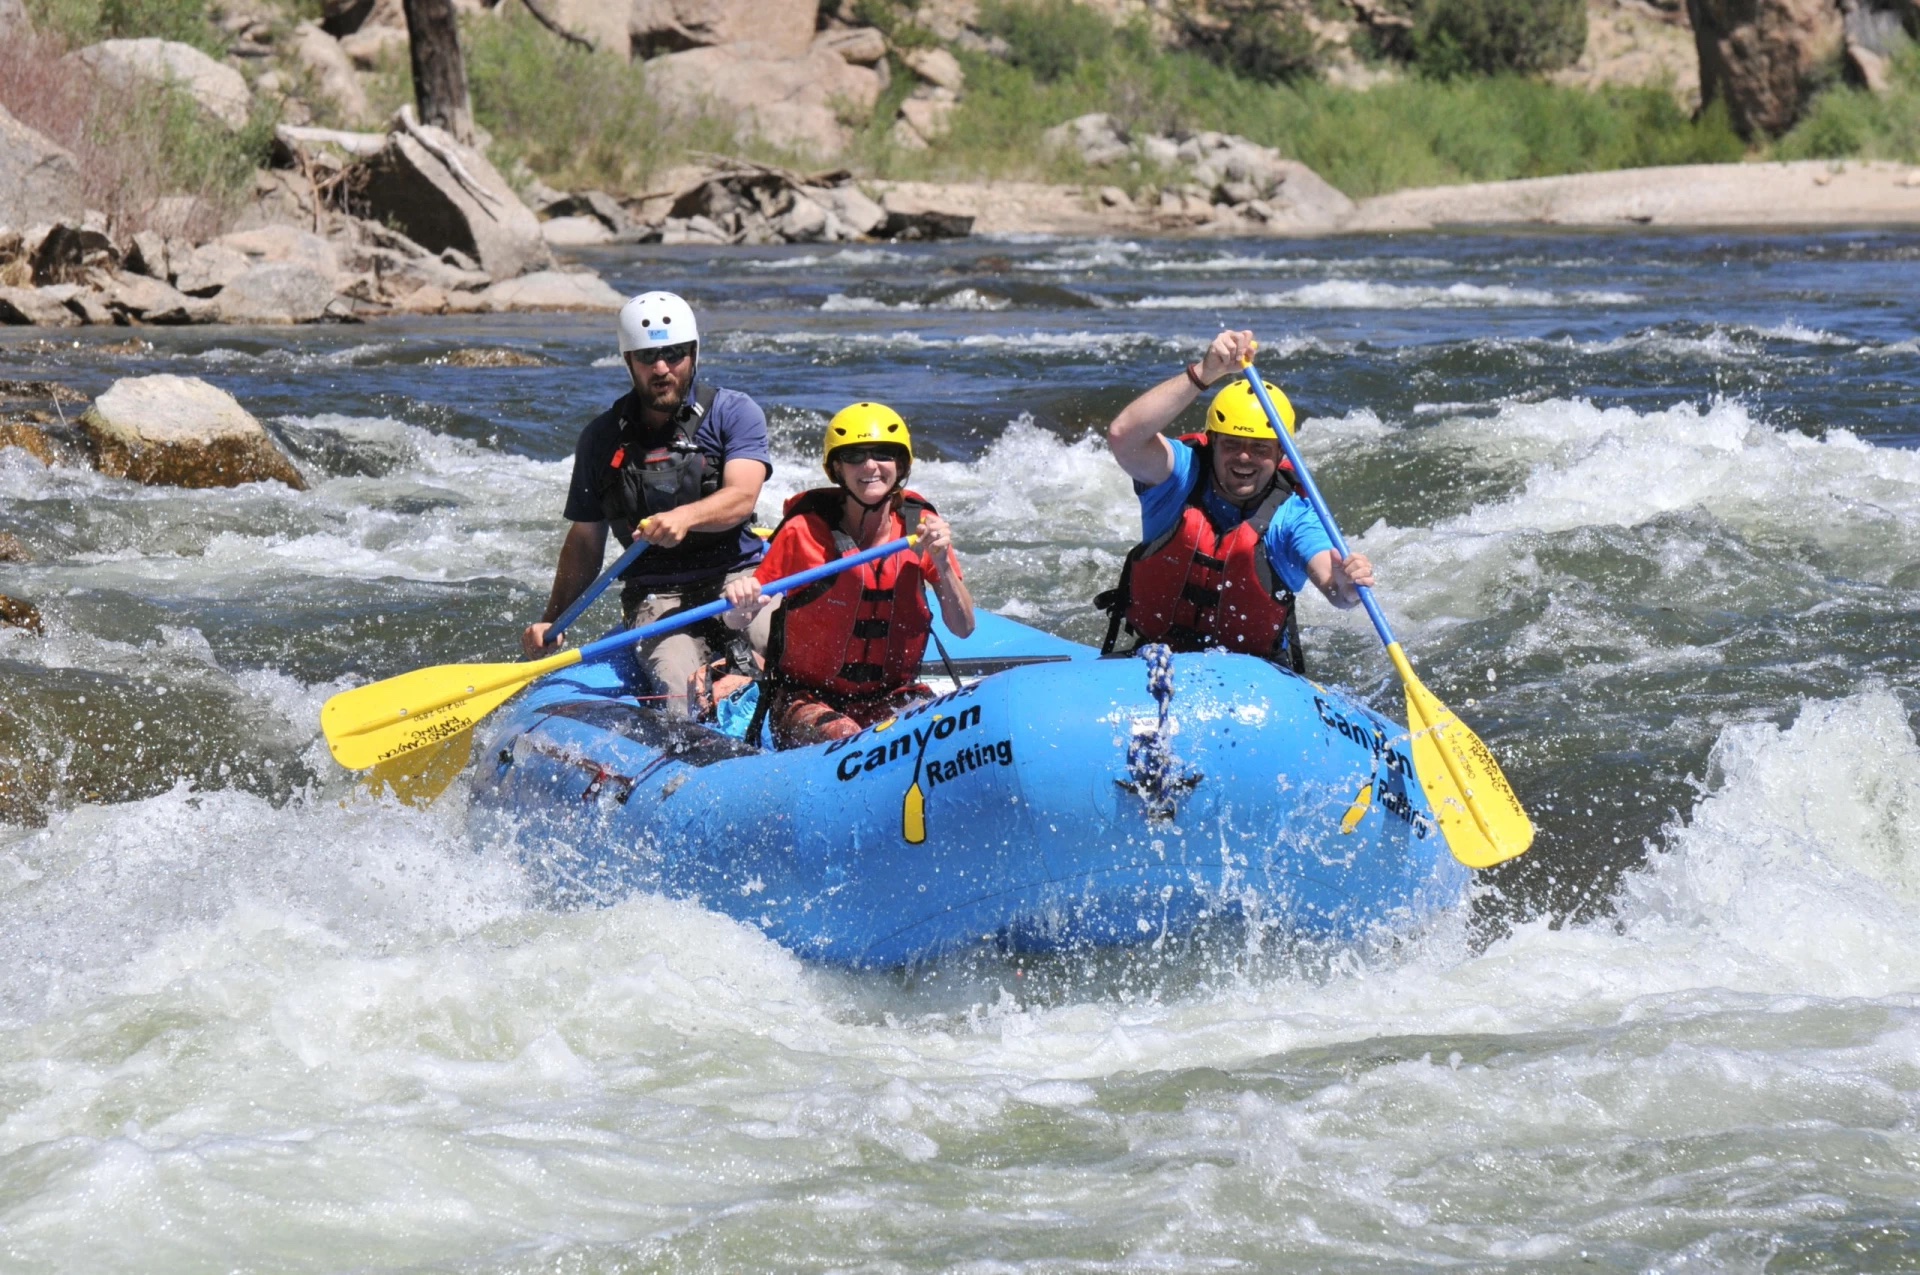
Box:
[1135,439,1332,593]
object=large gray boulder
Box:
[1687,0,1847,136]
[477,270,625,311]
[80,374,306,489]
[643,43,882,156]
[0,105,83,230]
[67,39,253,131]
[213,262,337,323]
[1173,131,1356,226]
[0,285,82,326]
[289,22,372,124]
[171,226,338,298]
[536,0,631,53]
[1042,113,1132,167]
[632,0,818,58]
[97,271,218,324]
[357,122,551,280]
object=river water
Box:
[4,230,1920,1271]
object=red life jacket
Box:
[1099,434,1303,667]
[764,488,935,700]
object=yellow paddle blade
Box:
[1388,644,1534,869]
[363,727,474,806]
[322,648,582,771]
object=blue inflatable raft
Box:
[467,612,1469,967]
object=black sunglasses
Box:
[834,445,906,466]
[631,341,696,367]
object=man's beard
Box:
[634,363,693,415]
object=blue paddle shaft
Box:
[573,535,917,666]
[546,537,649,644]
[1240,367,1398,649]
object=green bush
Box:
[1412,0,1585,78]
[979,0,1114,81]
[1776,44,1920,162]
[850,21,1742,198]
[1182,2,1321,85]
[461,8,784,193]
[24,0,222,53]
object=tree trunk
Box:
[401,0,474,145]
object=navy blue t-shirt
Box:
[563,384,771,587]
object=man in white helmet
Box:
[522,290,773,715]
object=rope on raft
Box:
[1123,643,1199,821]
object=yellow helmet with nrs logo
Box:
[1207,378,1298,439]
[822,402,914,477]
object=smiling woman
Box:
[722,400,974,749]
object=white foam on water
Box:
[725,327,1242,359]
[1320,398,1920,660]
[1567,321,1862,362]
[820,288,1012,313]
[1130,281,1638,310]
[5,675,1920,1269]
[739,248,915,271]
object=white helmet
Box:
[617,290,700,354]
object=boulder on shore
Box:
[357,119,552,281]
[1689,0,1846,137]
[0,285,83,327]
[289,22,373,125]
[476,270,626,311]
[631,0,819,59]
[80,374,307,490]
[214,261,338,323]
[67,38,253,132]
[1042,114,1354,233]
[653,159,890,244]
[0,105,83,231]
[643,43,882,156]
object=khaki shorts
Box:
[621,566,774,718]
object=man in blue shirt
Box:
[522,290,772,715]
[1099,328,1373,669]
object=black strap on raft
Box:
[924,588,963,688]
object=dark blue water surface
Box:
[4,229,1920,924]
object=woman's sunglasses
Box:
[834,446,906,466]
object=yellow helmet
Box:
[1207,379,1297,439]
[822,401,914,477]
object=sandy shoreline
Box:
[871,159,1920,239]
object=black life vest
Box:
[596,383,736,552]
[1096,434,1305,672]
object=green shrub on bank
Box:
[23,0,222,54]
[459,9,779,192]
[0,28,273,235]
[851,26,1742,197]
[1412,0,1586,79]
[1776,45,1920,162]
[978,0,1118,82]
[1177,1,1322,86]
